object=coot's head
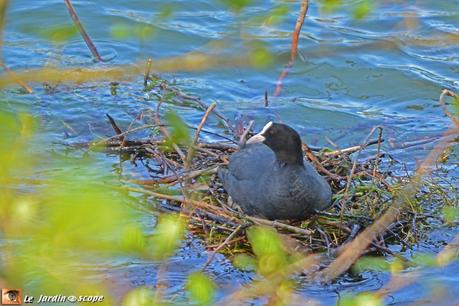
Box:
[246,122,304,165]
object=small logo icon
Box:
[1,289,22,305]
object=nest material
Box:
[94,82,457,261]
[98,131,454,261]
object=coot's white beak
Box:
[246,121,272,144]
[246,133,265,144]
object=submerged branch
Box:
[64,0,103,62]
[273,0,308,97]
[0,62,33,93]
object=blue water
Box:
[2,0,458,304]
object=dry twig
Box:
[0,62,33,93]
[274,0,308,96]
[64,0,103,62]
[201,225,243,271]
[185,102,217,169]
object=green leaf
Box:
[340,293,383,306]
[412,253,439,267]
[319,0,342,13]
[353,256,390,273]
[150,214,185,260]
[353,0,373,19]
[158,4,175,20]
[265,5,290,25]
[110,23,131,40]
[452,94,459,117]
[233,254,256,271]
[220,0,253,13]
[40,24,78,43]
[249,42,274,69]
[133,25,156,41]
[443,206,459,224]
[186,272,216,306]
[247,226,288,275]
[122,287,160,306]
[119,225,147,254]
[163,110,191,149]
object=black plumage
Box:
[218,122,332,220]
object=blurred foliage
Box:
[39,24,78,44]
[443,206,459,224]
[353,1,374,19]
[186,272,216,306]
[412,253,439,268]
[162,109,191,151]
[247,226,288,276]
[110,3,174,42]
[233,253,256,271]
[248,42,274,69]
[158,4,175,20]
[353,256,391,273]
[452,94,459,117]
[354,256,405,275]
[340,292,383,306]
[0,110,186,303]
[149,214,185,260]
[0,111,36,181]
[110,23,156,41]
[255,4,290,26]
[122,287,163,306]
[220,0,253,13]
[318,0,374,19]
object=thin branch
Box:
[238,120,255,148]
[0,62,33,93]
[439,89,459,129]
[303,142,343,181]
[246,216,313,236]
[341,126,384,217]
[289,0,308,62]
[129,165,218,185]
[372,127,384,177]
[144,58,153,87]
[120,186,238,221]
[201,225,243,271]
[0,0,9,61]
[185,102,217,169]
[273,0,308,97]
[105,114,123,136]
[324,138,384,157]
[121,111,143,147]
[64,0,103,62]
[92,124,159,147]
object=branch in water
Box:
[64,0,103,62]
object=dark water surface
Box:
[2,0,458,304]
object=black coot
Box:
[218,122,332,220]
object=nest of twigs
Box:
[94,115,455,263]
[84,80,456,265]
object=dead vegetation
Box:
[86,77,458,279]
